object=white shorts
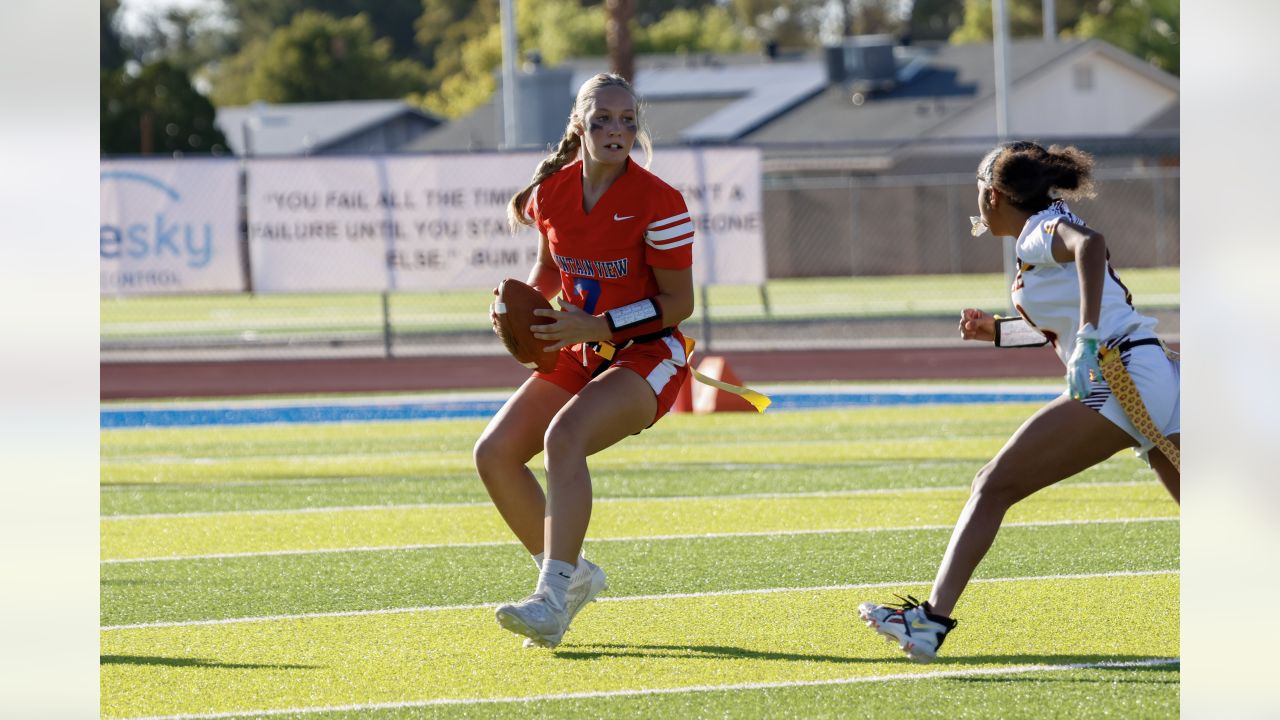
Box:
[1076,342,1180,462]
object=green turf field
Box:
[100,401,1179,718]
[99,268,1178,340]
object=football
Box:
[492,278,558,373]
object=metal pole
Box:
[993,0,1011,140]
[499,0,519,149]
[381,291,394,358]
[239,119,254,295]
[993,0,1017,310]
[1042,0,1056,41]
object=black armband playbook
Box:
[604,297,665,343]
[994,316,1050,348]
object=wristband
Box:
[604,297,665,343]
[993,315,1049,348]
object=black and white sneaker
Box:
[858,594,958,663]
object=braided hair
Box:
[977,141,1096,212]
[507,73,653,231]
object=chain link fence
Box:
[763,166,1179,277]
[101,152,1179,361]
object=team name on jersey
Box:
[552,253,630,279]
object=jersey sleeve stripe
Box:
[646,234,695,250]
[647,212,690,230]
[645,221,696,242]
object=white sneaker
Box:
[520,561,608,648]
[495,593,569,648]
[858,594,958,663]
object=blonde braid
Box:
[507,131,582,231]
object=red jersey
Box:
[527,159,694,317]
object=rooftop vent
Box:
[824,34,897,95]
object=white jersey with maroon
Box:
[1011,200,1160,367]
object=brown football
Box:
[492,278,558,372]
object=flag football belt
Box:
[587,333,772,413]
[1097,337,1179,472]
[588,327,675,364]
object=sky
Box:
[117,0,222,35]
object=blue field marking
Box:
[101,400,505,429]
[101,389,1060,429]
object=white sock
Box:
[534,552,593,578]
[535,559,575,609]
[572,555,596,579]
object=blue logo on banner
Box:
[100,171,214,269]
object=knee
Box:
[969,463,1025,508]
[542,419,586,467]
[473,432,521,478]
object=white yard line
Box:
[113,658,1179,719]
[101,433,997,464]
[102,516,1179,564]
[101,479,1156,521]
[100,568,1179,632]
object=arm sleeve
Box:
[643,187,695,270]
[1015,215,1065,266]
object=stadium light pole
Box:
[499,0,519,149]
[993,0,1017,310]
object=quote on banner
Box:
[246,148,764,293]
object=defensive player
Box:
[475,73,696,648]
[858,141,1180,662]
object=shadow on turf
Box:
[554,643,881,664]
[553,644,1179,673]
[100,655,318,670]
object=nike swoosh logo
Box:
[557,572,572,579]
[910,620,935,630]
[613,213,634,221]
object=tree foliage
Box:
[130,6,238,76]
[101,0,128,70]
[414,0,753,119]
[110,0,969,124]
[1071,0,1178,74]
[635,6,746,53]
[830,0,906,37]
[633,0,718,25]
[223,0,424,59]
[908,0,965,42]
[101,61,229,155]
[728,0,827,48]
[951,0,1177,74]
[212,11,431,105]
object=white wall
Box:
[930,47,1178,138]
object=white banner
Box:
[246,147,764,292]
[648,147,765,286]
[100,159,243,296]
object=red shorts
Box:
[533,330,691,426]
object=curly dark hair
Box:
[976,141,1096,212]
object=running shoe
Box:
[858,594,958,663]
[521,560,608,648]
[495,593,569,649]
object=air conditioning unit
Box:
[824,34,897,94]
